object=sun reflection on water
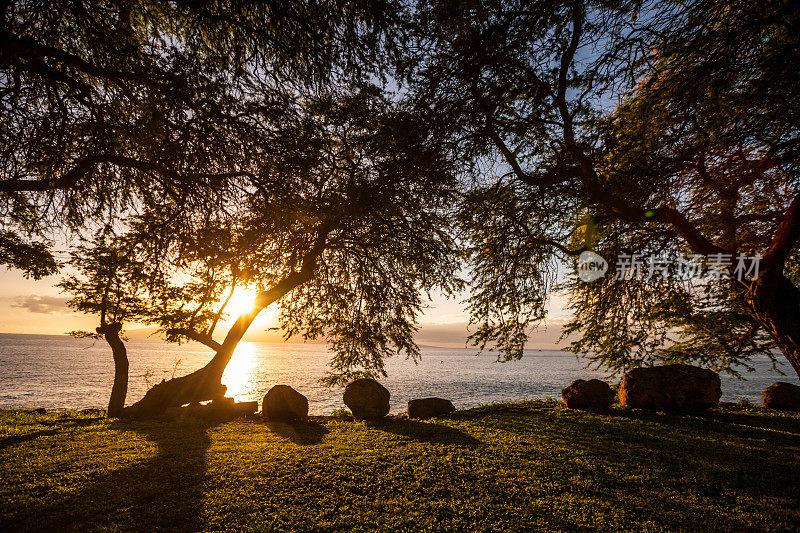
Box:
[221,341,257,402]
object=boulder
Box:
[408,398,455,419]
[762,382,800,411]
[182,403,208,418]
[164,406,185,418]
[262,385,309,421]
[234,401,259,416]
[343,378,390,419]
[211,396,236,415]
[561,379,615,412]
[165,399,259,420]
[619,364,721,411]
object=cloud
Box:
[11,294,69,314]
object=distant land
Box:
[119,321,568,350]
[1,320,569,350]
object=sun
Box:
[221,287,279,326]
[225,288,258,317]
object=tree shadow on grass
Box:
[451,404,800,531]
[0,429,60,450]
[365,418,482,446]
[4,417,217,532]
[0,417,108,451]
[606,407,800,445]
[249,419,329,445]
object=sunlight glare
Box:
[220,287,280,331]
[221,341,258,402]
[225,288,258,317]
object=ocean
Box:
[0,333,794,414]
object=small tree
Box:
[59,231,148,417]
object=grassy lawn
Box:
[1,400,799,532]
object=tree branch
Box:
[470,85,536,186]
[648,206,733,257]
[549,2,736,262]
[0,31,148,85]
[165,328,223,352]
[213,221,335,363]
[0,153,254,193]
[762,193,800,275]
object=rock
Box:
[262,385,309,421]
[79,408,104,415]
[619,364,721,411]
[343,378,390,419]
[561,379,615,412]
[163,398,257,420]
[211,396,234,411]
[234,401,259,416]
[184,403,209,418]
[26,408,47,415]
[210,397,259,419]
[164,406,184,418]
[762,382,800,411]
[408,398,455,419]
[164,403,210,419]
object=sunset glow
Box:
[221,341,257,402]
[3,2,797,530]
[224,288,258,318]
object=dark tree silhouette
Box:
[112,88,459,417]
[412,0,800,377]
[561,0,799,375]
[59,231,150,417]
[0,0,402,275]
[3,1,442,417]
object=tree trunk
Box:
[100,323,129,418]
[121,306,263,418]
[121,224,332,418]
[745,273,800,379]
[120,363,228,418]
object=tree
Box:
[118,86,460,417]
[0,0,403,275]
[412,0,800,377]
[58,230,149,417]
[0,1,460,418]
[561,0,800,377]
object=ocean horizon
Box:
[0,333,795,414]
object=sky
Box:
[0,264,572,349]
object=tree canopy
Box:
[410,0,800,378]
[0,0,403,275]
[563,0,800,376]
[5,0,800,415]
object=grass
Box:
[1,400,799,532]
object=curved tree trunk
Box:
[121,296,269,418]
[745,273,800,379]
[121,306,277,417]
[100,323,129,418]
[122,223,332,418]
[121,362,228,418]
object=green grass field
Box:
[1,400,798,532]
